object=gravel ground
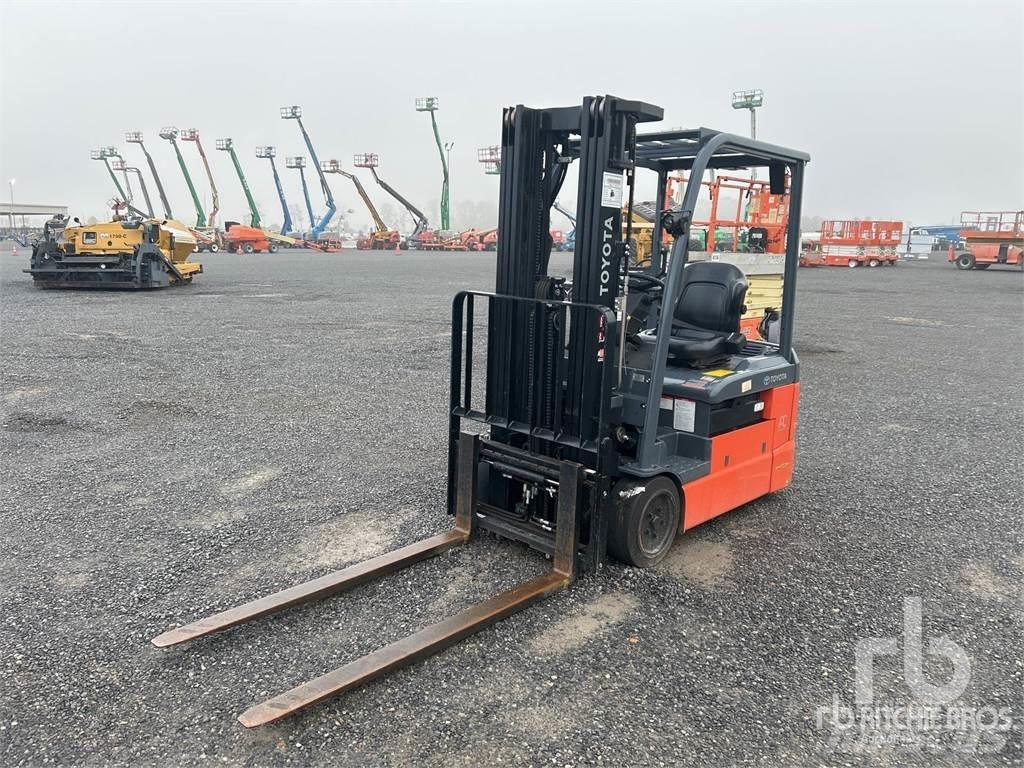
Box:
[1,249,1021,767]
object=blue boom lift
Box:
[286,156,317,237]
[281,106,335,242]
[553,200,577,251]
[257,146,293,236]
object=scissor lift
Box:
[153,96,809,727]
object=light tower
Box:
[126,131,173,219]
[731,89,764,140]
[160,126,206,227]
[415,96,450,230]
[477,146,500,175]
[179,128,219,228]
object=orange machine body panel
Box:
[224,225,271,253]
[947,212,1024,266]
[680,383,799,531]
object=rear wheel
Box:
[608,476,681,568]
[848,260,859,268]
[209,243,220,253]
[955,252,975,270]
[868,259,880,267]
[268,244,279,253]
[243,243,255,254]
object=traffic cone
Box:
[394,238,401,255]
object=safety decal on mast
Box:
[600,172,624,208]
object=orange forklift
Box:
[152,97,809,727]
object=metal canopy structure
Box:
[0,203,67,217]
[631,128,807,171]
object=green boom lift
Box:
[415,97,451,231]
[160,127,206,228]
[216,138,261,229]
[91,148,129,202]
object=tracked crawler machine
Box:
[153,95,808,726]
[27,212,202,289]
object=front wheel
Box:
[955,253,975,270]
[608,476,681,568]
[243,243,255,254]
[209,243,220,253]
[848,260,859,268]
[868,259,880,268]
[268,244,279,253]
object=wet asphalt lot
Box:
[1,249,1021,767]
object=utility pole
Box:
[7,178,14,235]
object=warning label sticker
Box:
[703,369,734,377]
[673,398,696,432]
[601,172,624,208]
[659,396,673,411]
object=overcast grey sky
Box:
[1,0,1021,230]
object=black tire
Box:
[209,243,220,253]
[243,243,255,254]
[974,263,990,270]
[268,244,279,253]
[608,476,681,568]
[955,252,975,270]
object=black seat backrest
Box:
[673,261,749,332]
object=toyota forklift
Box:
[152,95,808,726]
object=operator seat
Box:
[668,261,749,364]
